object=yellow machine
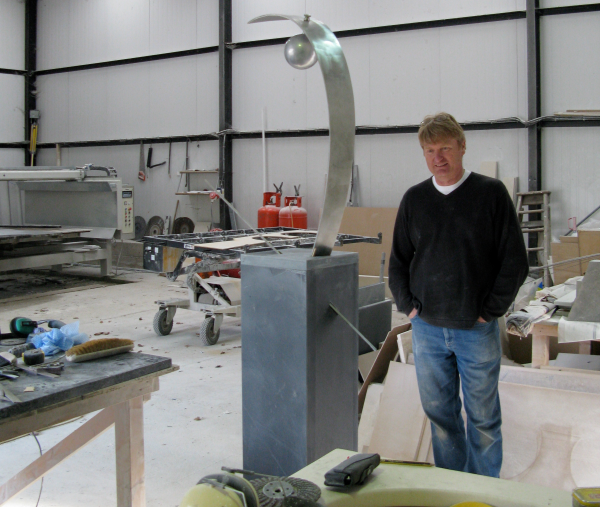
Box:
[180,449,589,507]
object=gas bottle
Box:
[279,196,307,229]
[257,192,281,228]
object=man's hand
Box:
[477,316,487,323]
[409,308,418,319]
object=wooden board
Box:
[334,207,398,277]
[358,323,410,413]
[578,230,600,273]
[358,351,378,381]
[367,362,429,462]
[552,241,581,284]
[357,383,384,453]
[397,330,413,363]
[478,161,498,179]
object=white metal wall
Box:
[541,9,600,237]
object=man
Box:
[388,112,529,478]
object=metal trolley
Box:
[143,227,381,345]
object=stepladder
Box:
[516,190,552,288]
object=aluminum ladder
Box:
[516,190,552,287]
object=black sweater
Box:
[389,172,529,329]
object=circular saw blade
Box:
[250,476,320,507]
[172,217,195,235]
[134,216,147,240]
[145,216,165,236]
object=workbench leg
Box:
[531,334,551,368]
[100,240,113,276]
[579,341,592,355]
[115,396,145,507]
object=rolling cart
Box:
[144,227,381,345]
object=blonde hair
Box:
[418,112,465,147]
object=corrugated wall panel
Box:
[235,20,525,131]
[0,75,25,142]
[0,0,25,70]
[36,140,220,224]
[541,12,600,115]
[542,128,600,240]
[37,0,219,71]
[233,0,525,43]
[37,54,218,143]
[0,150,26,225]
[233,128,526,228]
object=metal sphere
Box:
[284,34,317,70]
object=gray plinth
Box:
[241,249,359,476]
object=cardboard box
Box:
[552,236,581,284]
[578,230,600,273]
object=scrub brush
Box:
[66,338,134,363]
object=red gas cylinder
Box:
[257,192,281,228]
[279,196,308,229]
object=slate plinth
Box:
[241,249,359,476]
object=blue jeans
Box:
[410,315,502,477]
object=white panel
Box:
[106,63,151,140]
[541,12,600,115]
[148,56,198,138]
[150,0,198,54]
[0,75,25,142]
[542,127,600,241]
[233,45,309,132]
[195,0,220,48]
[0,150,26,224]
[37,0,71,70]
[36,73,70,143]
[541,0,599,7]
[68,69,109,142]
[368,30,441,126]
[233,0,525,42]
[232,0,305,43]
[232,128,526,229]
[196,53,220,134]
[36,141,220,223]
[0,0,25,69]
[440,21,521,121]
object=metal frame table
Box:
[0,352,176,506]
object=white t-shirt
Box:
[432,170,471,195]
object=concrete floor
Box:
[0,267,406,507]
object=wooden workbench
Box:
[531,317,597,367]
[0,352,176,506]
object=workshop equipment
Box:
[23,349,45,366]
[258,191,282,228]
[134,216,147,240]
[145,227,380,346]
[138,141,146,181]
[9,317,65,337]
[172,217,195,234]
[121,185,135,240]
[146,216,165,236]
[66,338,134,362]
[279,195,307,229]
[0,164,126,275]
[324,454,380,487]
[146,147,166,169]
[8,342,34,356]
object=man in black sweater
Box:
[389,112,529,477]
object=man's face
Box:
[422,137,466,186]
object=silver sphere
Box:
[284,34,317,70]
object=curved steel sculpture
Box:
[249,14,355,257]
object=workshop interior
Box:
[1,1,600,506]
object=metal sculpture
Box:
[249,14,356,257]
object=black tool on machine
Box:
[324,453,380,487]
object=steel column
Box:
[526,0,541,192]
[24,0,37,166]
[219,0,233,230]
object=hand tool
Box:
[138,141,146,181]
[167,142,172,177]
[324,453,380,487]
[8,342,35,357]
[146,147,166,169]
[0,385,21,403]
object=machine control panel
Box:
[122,186,134,236]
